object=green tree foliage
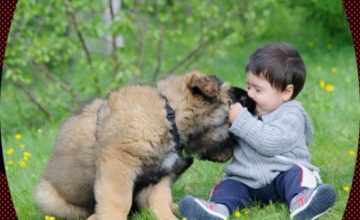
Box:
[298,0,349,35]
[1,0,351,133]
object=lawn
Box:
[1,42,359,220]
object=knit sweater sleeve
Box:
[229,108,304,156]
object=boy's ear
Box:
[282,84,294,101]
[188,73,221,99]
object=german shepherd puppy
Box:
[35,71,255,220]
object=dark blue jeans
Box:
[209,166,308,213]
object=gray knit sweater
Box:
[224,100,319,189]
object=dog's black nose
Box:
[229,87,256,114]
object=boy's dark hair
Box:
[245,42,306,99]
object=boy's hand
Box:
[229,103,243,123]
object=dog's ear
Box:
[188,73,221,99]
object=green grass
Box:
[2,43,358,220]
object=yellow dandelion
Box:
[8,160,14,166]
[181,218,187,220]
[6,148,14,156]
[343,186,350,192]
[326,43,333,50]
[319,80,325,88]
[23,151,32,158]
[15,133,22,140]
[19,160,27,168]
[235,211,241,218]
[243,208,250,215]
[325,84,334,92]
[330,67,337,74]
[348,150,356,158]
[45,215,56,220]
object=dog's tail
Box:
[35,179,88,219]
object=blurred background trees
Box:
[1,0,352,134]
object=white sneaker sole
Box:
[179,195,227,220]
[290,185,336,220]
[193,198,227,220]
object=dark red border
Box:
[0,1,17,69]
[0,1,359,219]
[342,1,360,219]
[0,1,19,219]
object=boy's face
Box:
[246,72,292,116]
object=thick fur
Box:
[35,71,239,220]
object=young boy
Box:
[179,42,336,220]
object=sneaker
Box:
[179,195,228,220]
[290,184,336,220]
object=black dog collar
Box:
[161,95,182,153]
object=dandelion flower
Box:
[23,152,32,158]
[234,211,241,218]
[343,186,350,192]
[19,160,26,168]
[6,148,14,156]
[319,80,325,88]
[15,133,22,140]
[23,152,32,161]
[45,215,56,220]
[348,150,356,158]
[330,67,337,74]
[325,84,334,92]
[8,160,14,166]
[181,218,187,220]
